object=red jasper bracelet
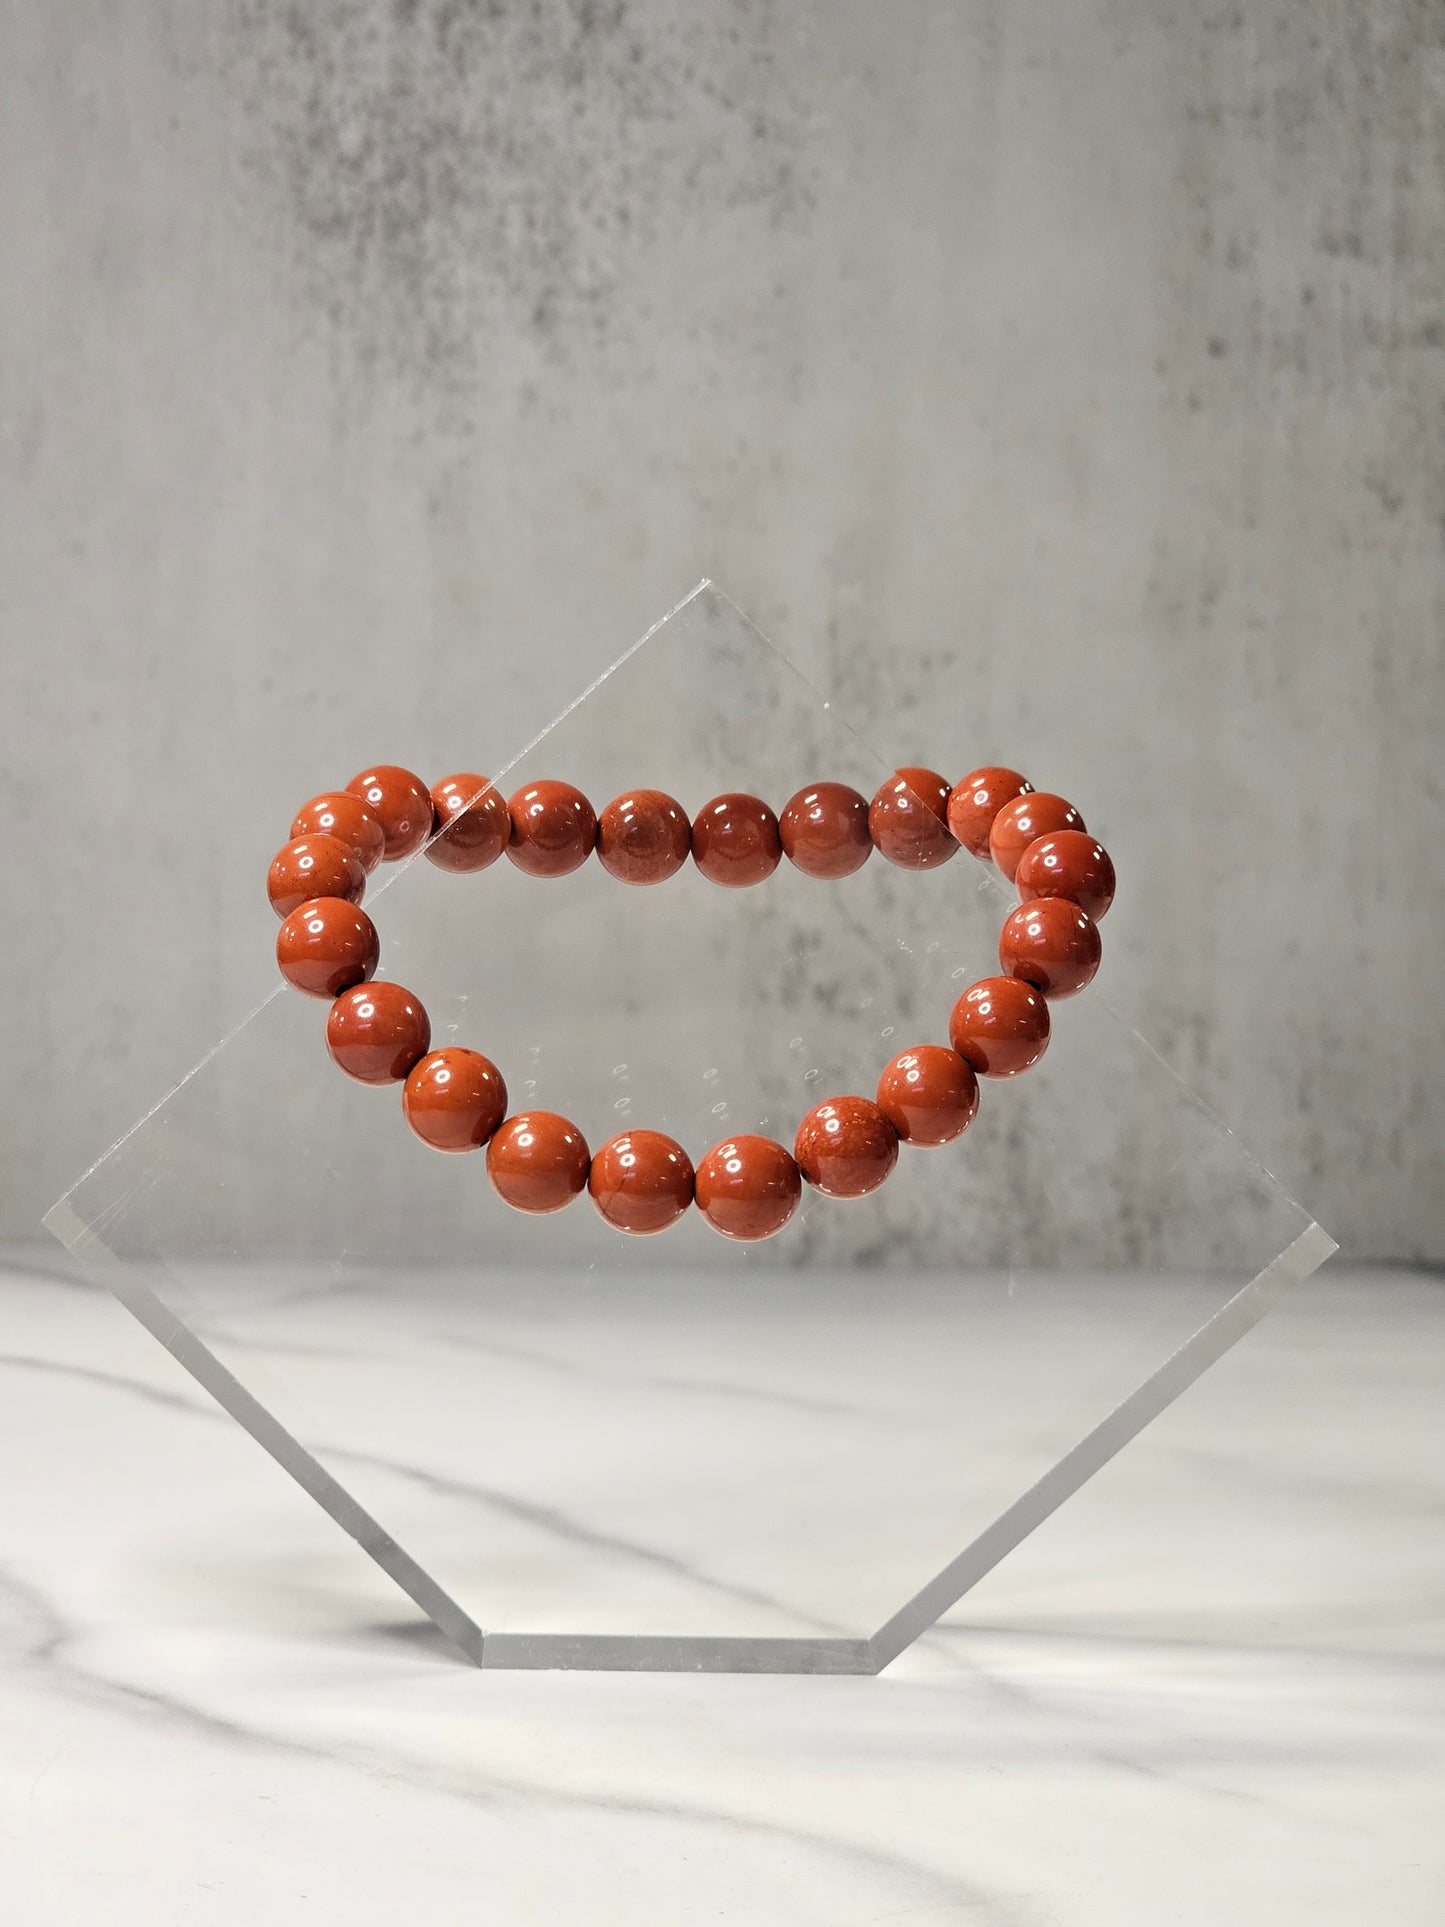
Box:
[268,764,1115,1242]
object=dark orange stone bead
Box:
[779,783,872,880]
[869,767,957,870]
[1016,829,1116,921]
[426,773,508,875]
[506,780,597,878]
[989,792,1086,881]
[596,789,691,885]
[999,898,1102,1000]
[487,1112,592,1214]
[794,1096,899,1199]
[875,1045,979,1147]
[275,899,379,999]
[691,793,782,887]
[290,791,386,875]
[694,1135,802,1242]
[347,766,433,860]
[326,981,431,1085]
[946,767,1034,859]
[589,1130,695,1235]
[402,1048,508,1152]
[267,834,366,920]
[948,976,1050,1078]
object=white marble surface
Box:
[2,1253,1441,1923]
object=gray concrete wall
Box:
[3,0,1441,1259]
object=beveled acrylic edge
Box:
[41,1204,1334,1674]
[42,1199,488,1669]
[866,1218,1337,1668]
[478,1634,876,1674]
[38,580,720,1232]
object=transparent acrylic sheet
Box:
[45,583,1334,1673]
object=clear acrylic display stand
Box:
[44,583,1334,1673]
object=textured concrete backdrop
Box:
[2,1,1441,1258]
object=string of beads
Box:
[269,765,1115,1241]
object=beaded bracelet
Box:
[267,764,1115,1242]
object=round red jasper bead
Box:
[589,1130,695,1235]
[290,791,386,874]
[694,1136,802,1242]
[1015,829,1116,921]
[946,767,1034,859]
[691,793,782,887]
[487,1112,592,1214]
[347,766,433,861]
[779,783,873,880]
[402,1048,508,1152]
[869,767,957,870]
[875,1045,979,1147]
[596,789,691,885]
[989,792,1086,880]
[949,976,1050,1078]
[267,834,366,920]
[276,899,380,999]
[426,773,508,874]
[507,780,597,878]
[999,898,1102,999]
[326,982,431,1085]
[794,1096,899,1198]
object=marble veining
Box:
[0,1342,847,1641]
[2,1256,1441,1922]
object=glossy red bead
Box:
[290,791,386,875]
[794,1096,899,1199]
[1015,830,1116,921]
[267,834,366,920]
[948,976,1050,1078]
[275,899,380,1000]
[347,766,433,861]
[426,773,508,875]
[596,789,691,885]
[999,898,1102,999]
[589,1131,695,1235]
[487,1112,592,1214]
[402,1048,508,1152]
[779,783,873,880]
[946,767,1034,859]
[326,982,431,1085]
[868,767,957,870]
[989,792,1086,880]
[506,780,597,878]
[694,1136,802,1242]
[875,1046,979,1147]
[691,793,782,887]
